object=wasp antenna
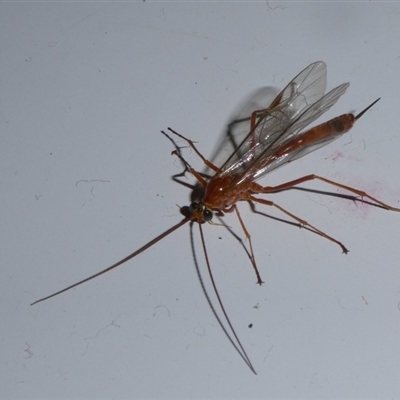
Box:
[355,98,380,120]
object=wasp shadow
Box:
[162,86,279,204]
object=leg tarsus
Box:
[167,127,220,173]
[248,195,349,254]
[234,205,264,285]
[255,174,400,212]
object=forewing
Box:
[219,61,327,176]
[236,82,350,183]
[268,60,327,111]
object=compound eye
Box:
[203,208,213,222]
[189,202,198,213]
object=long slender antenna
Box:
[197,223,257,374]
[31,217,191,305]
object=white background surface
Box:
[1,2,400,399]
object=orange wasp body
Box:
[32,61,400,374]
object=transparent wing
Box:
[227,82,350,185]
[219,61,327,175]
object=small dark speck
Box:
[25,57,32,62]
[248,323,253,328]
[218,237,222,240]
